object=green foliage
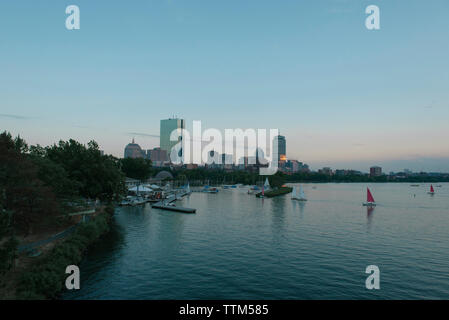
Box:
[0,236,18,274]
[0,131,60,235]
[267,172,286,188]
[45,139,126,201]
[16,212,111,299]
[120,157,153,182]
[256,187,292,198]
[29,153,79,201]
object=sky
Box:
[1,0,449,172]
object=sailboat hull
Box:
[363,202,376,207]
[292,198,307,201]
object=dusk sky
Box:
[1,0,449,172]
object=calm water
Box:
[63,183,449,299]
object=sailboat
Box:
[186,182,191,195]
[363,188,376,207]
[292,185,307,201]
[428,185,435,195]
[264,178,271,191]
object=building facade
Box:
[124,139,145,158]
[273,135,286,162]
[370,166,382,177]
[160,118,185,162]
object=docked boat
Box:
[119,196,134,206]
[292,185,307,201]
[202,186,219,193]
[130,196,147,206]
[363,188,376,207]
[247,185,260,194]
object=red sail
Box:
[367,188,375,203]
[430,185,434,193]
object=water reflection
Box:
[152,207,186,250]
[270,197,287,237]
[366,206,375,230]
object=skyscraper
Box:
[160,118,185,161]
[273,135,286,162]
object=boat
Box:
[264,178,271,191]
[363,188,376,207]
[119,196,133,206]
[410,184,420,187]
[130,196,147,206]
[258,186,265,198]
[428,185,435,195]
[202,186,219,193]
[292,185,307,201]
[185,183,191,194]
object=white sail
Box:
[264,178,270,190]
[299,185,306,200]
[186,183,191,194]
[291,186,298,199]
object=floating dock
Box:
[151,202,196,214]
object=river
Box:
[63,183,449,299]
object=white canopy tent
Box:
[128,186,153,193]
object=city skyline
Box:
[1,1,449,172]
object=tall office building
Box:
[273,135,286,162]
[160,118,185,161]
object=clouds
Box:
[0,113,34,120]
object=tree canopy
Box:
[120,157,153,182]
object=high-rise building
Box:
[147,147,168,162]
[273,135,286,162]
[370,166,382,177]
[160,118,185,162]
[124,139,145,158]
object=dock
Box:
[151,202,196,214]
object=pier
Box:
[151,202,196,214]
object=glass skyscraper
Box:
[273,135,286,162]
[160,118,185,162]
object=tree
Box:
[45,139,126,201]
[0,132,59,236]
[267,171,285,189]
[120,158,153,182]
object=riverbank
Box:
[0,205,115,300]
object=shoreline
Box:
[0,205,115,300]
